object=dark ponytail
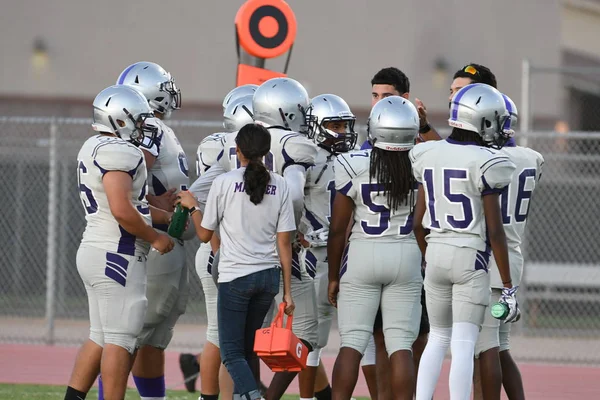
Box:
[369,147,413,212]
[235,123,272,205]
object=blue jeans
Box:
[218,267,280,399]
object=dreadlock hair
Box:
[449,127,488,147]
[369,147,414,212]
[235,123,271,205]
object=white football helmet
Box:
[252,77,310,133]
[307,94,357,153]
[448,83,512,148]
[222,84,258,112]
[91,85,157,146]
[223,94,254,132]
[116,62,181,117]
[367,96,419,151]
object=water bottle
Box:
[491,302,510,320]
[167,204,189,239]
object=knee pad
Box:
[340,330,371,356]
[104,332,137,354]
[306,347,322,367]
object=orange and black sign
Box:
[235,0,297,59]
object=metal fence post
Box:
[520,59,531,149]
[45,119,58,345]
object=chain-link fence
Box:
[0,117,598,364]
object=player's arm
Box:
[415,98,442,142]
[327,192,353,307]
[148,205,172,226]
[413,184,428,257]
[483,193,511,288]
[103,171,173,254]
[282,164,308,228]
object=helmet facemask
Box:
[313,115,357,154]
[112,109,158,147]
[480,112,513,149]
[149,78,181,118]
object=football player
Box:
[99,61,190,400]
[65,85,174,400]
[328,97,424,400]
[365,67,438,400]
[298,94,363,400]
[411,83,518,400]
[474,94,543,400]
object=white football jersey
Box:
[498,144,544,249]
[196,132,227,176]
[77,135,151,256]
[335,149,416,242]
[143,119,190,195]
[410,139,516,252]
[217,128,317,175]
[300,147,337,239]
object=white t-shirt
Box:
[201,167,296,282]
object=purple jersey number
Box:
[326,179,336,223]
[359,183,413,236]
[500,168,537,224]
[77,161,98,215]
[229,147,274,171]
[423,168,474,229]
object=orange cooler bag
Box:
[254,302,308,372]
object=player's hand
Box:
[147,188,177,211]
[297,232,310,248]
[415,98,429,128]
[151,233,174,255]
[176,190,199,210]
[283,293,295,316]
[500,286,520,323]
[328,280,339,308]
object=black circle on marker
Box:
[249,5,288,50]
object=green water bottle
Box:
[491,302,510,320]
[167,204,189,239]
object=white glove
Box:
[500,286,520,323]
[303,227,329,247]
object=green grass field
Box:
[0,383,369,400]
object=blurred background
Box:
[0,0,598,368]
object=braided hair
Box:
[369,147,414,212]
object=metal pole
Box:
[520,59,531,148]
[57,159,69,317]
[13,161,25,295]
[45,120,58,345]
